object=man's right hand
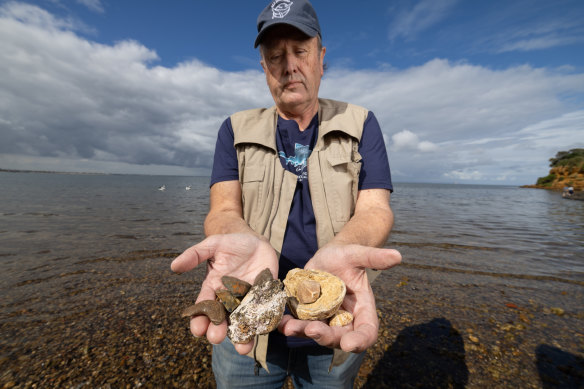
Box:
[171,233,278,354]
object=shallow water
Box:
[1,172,583,387]
[1,173,583,294]
[390,182,584,282]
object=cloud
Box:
[0,2,583,184]
[444,169,483,181]
[76,0,104,14]
[320,59,584,184]
[499,34,584,53]
[495,18,584,53]
[0,2,271,173]
[1,1,77,30]
[388,0,458,41]
[473,2,584,54]
[391,130,438,152]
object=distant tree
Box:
[548,148,584,168]
[536,174,556,187]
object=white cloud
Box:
[391,130,438,152]
[499,35,584,53]
[76,0,104,14]
[444,169,483,181]
[388,0,458,41]
[0,2,583,184]
[319,59,584,184]
[0,2,271,173]
[474,5,584,54]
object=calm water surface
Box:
[389,182,584,281]
[0,172,583,316]
[1,173,583,280]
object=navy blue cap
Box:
[255,0,321,48]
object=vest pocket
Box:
[241,165,265,225]
[324,153,360,230]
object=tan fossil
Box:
[283,268,346,321]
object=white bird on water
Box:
[158,185,166,191]
[185,185,192,190]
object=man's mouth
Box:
[284,80,303,88]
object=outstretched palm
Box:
[171,233,278,351]
[279,243,401,353]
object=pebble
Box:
[181,300,226,325]
[221,276,251,298]
[297,279,321,304]
[329,310,354,327]
[215,289,241,312]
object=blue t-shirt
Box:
[210,110,392,347]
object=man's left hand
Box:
[278,243,401,353]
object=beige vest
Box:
[230,98,373,371]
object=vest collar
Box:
[232,98,363,152]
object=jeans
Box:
[212,338,365,389]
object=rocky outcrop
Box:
[522,165,584,191]
[522,149,584,192]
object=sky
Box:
[0,0,583,185]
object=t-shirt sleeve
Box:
[210,117,239,187]
[358,111,393,192]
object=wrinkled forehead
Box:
[260,24,315,49]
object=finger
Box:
[279,316,316,338]
[234,342,254,355]
[170,236,219,273]
[339,322,377,353]
[350,247,402,271]
[277,314,295,334]
[304,320,352,348]
[206,322,228,345]
[190,315,211,337]
[187,284,222,338]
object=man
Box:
[171,1,402,387]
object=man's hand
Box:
[171,233,278,355]
[278,243,401,353]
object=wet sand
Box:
[1,251,583,388]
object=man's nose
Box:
[283,52,299,74]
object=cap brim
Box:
[254,21,319,48]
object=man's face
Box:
[260,25,326,114]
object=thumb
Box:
[171,235,220,274]
[351,246,402,271]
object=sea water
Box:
[1,172,582,287]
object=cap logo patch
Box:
[271,0,293,19]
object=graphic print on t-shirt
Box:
[279,143,310,182]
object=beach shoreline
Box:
[1,253,582,388]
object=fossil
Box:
[215,289,241,313]
[221,276,251,298]
[283,268,346,321]
[227,272,287,344]
[181,300,226,325]
[329,309,354,327]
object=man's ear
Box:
[320,47,326,75]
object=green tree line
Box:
[536,148,584,187]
